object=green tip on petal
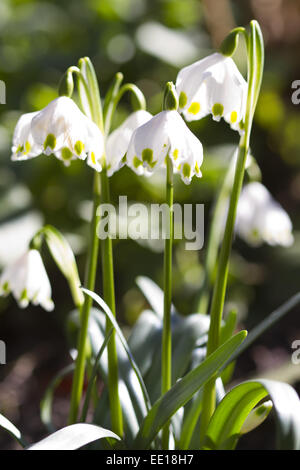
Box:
[182,162,191,179]
[44,134,56,151]
[61,147,73,161]
[179,91,187,109]
[133,156,142,168]
[188,102,201,115]
[142,148,156,168]
[74,140,84,156]
[212,103,224,117]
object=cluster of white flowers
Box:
[236,182,294,247]
[3,52,294,311]
[11,53,247,184]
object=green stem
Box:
[68,172,101,424]
[197,152,237,314]
[199,135,248,440]
[199,21,264,442]
[100,168,123,437]
[161,155,174,449]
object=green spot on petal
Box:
[212,103,224,117]
[90,151,96,165]
[25,141,31,154]
[230,111,238,123]
[16,144,24,154]
[188,102,201,115]
[239,120,245,130]
[179,91,187,109]
[182,163,191,179]
[195,161,200,174]
[133,156,142,168]
[142,148,157,168]
[44,133,56,151]
[74,140,84,156]
[20,288,28,302]
[61,147,73,160]
[173,149,179,160]
[2,281,9,293]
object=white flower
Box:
[0,249,54,311]
[11,97,105,168]
[236,182,294,247]
[104,110,152,177]
[176,52,247,133]
[11,111,42,161]
[126,110,203,184]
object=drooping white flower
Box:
[0,249,54,311]
[126,110,203,184]
[103,110,152,176]
[176,52,247,133]
[11,97,105,168]
[236,182,294,247]
[11,111,42,161]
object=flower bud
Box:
[220,27,245,57]
[163,82,179,111]
[58,70,74,97]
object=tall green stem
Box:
[199,21,264,442]
[100,168,123,437]
[161,155,174,449]
[197,153,237,314]
[68,172,101,424]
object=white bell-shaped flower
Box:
[236,182,294,247]
[104,110,153,177]
[11,111,42,161]
[176,52,247,133]
[11,97,105,168]
[0,249,54,311]
[126,110,203,184]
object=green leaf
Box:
[40,364,75,433]
[27,424,120,450]
[80,328,113,422]
[136,276,164,318]
[133,330,247,449]
[225,292,300,366]
[82,288,151,412]
[0,413,27,448]
[42,225,84,306]
[205,379,300,450]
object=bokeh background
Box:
[0,0,300,449]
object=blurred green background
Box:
[0,0,300,449]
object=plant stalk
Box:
[68,172,101,424]
[161,155,174,449]
[100,168,124,437]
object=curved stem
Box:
[161,155,174,449]
[68,172,101,424]
[199,21,264,443]
[100,169,123,437]
[104,83,146,136]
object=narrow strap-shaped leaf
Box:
[205,379,300,450]
[82,288,151,412]
[133,330,247,449]
[0,413,27,448]
[226,292,300,366]
[27,424,120,450]
[80,328,113,422]
[40,364,75,433]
